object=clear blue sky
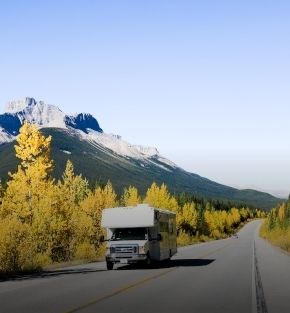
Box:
[1,1,290,197]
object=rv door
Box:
[148,227,160,261]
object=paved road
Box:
[0,220,289,313]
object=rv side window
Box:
[160,222,169,232]
[169,221,174,234]
[154,211,160,221]
[148,228,156,240]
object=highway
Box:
[0,220,289,313]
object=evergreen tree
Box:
[196,204,209,236]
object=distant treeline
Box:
[0,123,265,274]
[175,192,256,212]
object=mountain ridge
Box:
[0,97,176,169]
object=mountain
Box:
[0,97,102,139]
[0,97,176,169]
[0,97,283,210]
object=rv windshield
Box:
[111,228,147,241]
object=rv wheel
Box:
[145,253,152,267]
[106,261,114,270]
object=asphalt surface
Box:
[0,220,289,313]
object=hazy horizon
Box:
[1,1,290,197]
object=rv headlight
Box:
[139,246,145,254]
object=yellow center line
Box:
[64,241,232,313]
[64,268,175,313]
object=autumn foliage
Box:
[260,201,290,252]
[0,123,264,273]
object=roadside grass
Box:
[43,244,106,271]
[260,220,290,253]
[177,232,207,247]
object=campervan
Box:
[101,204,177,270]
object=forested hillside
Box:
[0,128,281,210]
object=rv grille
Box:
[111,245,138,254]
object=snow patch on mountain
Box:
[0,127,14,143]
[155,156,177,168]
[5,98,36,113]
[61,150,72,155]
[83,129,177,170]
[4,97,66,128]
[134,145,159,157]
[85,130,152,159]
[23,100,66,128]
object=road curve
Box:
[0,220,289,313]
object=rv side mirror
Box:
[99,235,105,243]
[157,234,162,241]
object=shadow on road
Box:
[117,258,215,270]
[172,258,215,267]
[0,259,216,280]
[0,267,106,282]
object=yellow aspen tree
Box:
[122,186,141,206]
[0,217,34,272]
[60,160,89,204]
[204,210,216,237]
[100,182,118,209]
[80,181,118,250]
[177,202,198,234]
[79,189,104,249]
[0,180,4,199]
[230,208,241,226]
[220,210,228,231]
[49,160,90,261]
[278,203,286,224]
[31,182,57,258]
[0,122,53,224]
[240,207,249,222]
[144,183,178,212]
[15,121,53,175]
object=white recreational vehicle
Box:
[101,204,177,270]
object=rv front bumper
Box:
[106,254,147,264]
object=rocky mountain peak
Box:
[0,97,103,138]
[5,97,37,113]
[0,97,171,170]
